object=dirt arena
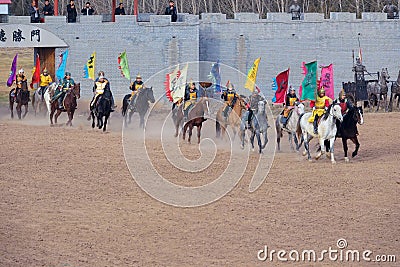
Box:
[0,104,399,266]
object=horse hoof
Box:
[344,157,349,163]
[240,144,244,150]
[331,160,337,164]
[352,152,357,158]
[302,151,307,156]
[315,153,322,160]
[308,158,312,162]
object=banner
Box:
[165,65,180,102]
[272,68,289,104]
[7,53,18,87]
[172,63,188,103]
[245,57,261,92]
[56,49,69,81]
[209,60,221,93]
[118,51,131,80]
[300,61,317,101]
[30,53,40,89]
[83,51,96,80]
[320,64,334,99]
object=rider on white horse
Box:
[309,87,332,134]
[39,68,52,101]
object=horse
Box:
[377,68,390,112]
[275,102,305,151]
[49,83,80,126]
[240,100,269,154]
[32,83,57,116]
[121,87,155,128]
[90,94,112,132]
[297,103,343,163]
[389,69,400,112]
[321,105,364,162]
[43,82,58,116]
[9,82,29,119]
[173,97,210,144]
[215,96,247,140]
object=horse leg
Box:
[262,130,268,149]
[304,135,312,161]
[256,130,262,154]
[250,130,256,152]
[22,104,28,119]
[182,122,188,141]
[316,138,324,160]
[188,124,193,144]
[91,112,95,128]
[329,138,336,164]
[10,102,14,119]
[197,124,202,144]
[288,132,294,151]
[276,128,281,151]
[50,107,54,125]
[139,114,144,129]
[293,133,299,151]
[240,129,245,149]
[351,137,360,158]
[103,114,109,132]
[69,110,75,127]
[98,114,103,129]
[128,110,134,124]
[16,104,21,119]
[54,110,62,124]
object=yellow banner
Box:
[244,57,261,92]
[84,51,96,80]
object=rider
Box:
[52,72,75,110]
[221,81,239,121]
[130,74,144,103]
[183,81,198,120]
[333,89,355,137]
[14,68,28,101]
[39,68,53,101]
[309,87,332,134]
[91,71,115,111]
[281,86,299,128]
[244,89,264,128]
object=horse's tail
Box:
[275,117,283,138]
[216,120,221,138]
[122,94,130,117]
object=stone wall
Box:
[4,12,400,100]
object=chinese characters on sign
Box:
[0,28,41,43]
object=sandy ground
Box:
[0,103,399,267]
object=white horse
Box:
[275,102,305,151]
[43,82,58,115]
[297,103,343,163]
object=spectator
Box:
[382,0,398,19]
[288,0,301,20]
[29,1,40,23]
[115,2,126,15]
[67,0,77,23]
[42,0,54,16]
[81,2,95,15]
[165,0,177,22]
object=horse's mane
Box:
[322,104,333,120]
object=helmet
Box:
[18,68,24,74]
[318,87,325,94]
[339,89,346,98]
[227,82,234,90]
[98,71,105,77]
[136,74,142,79]
[43,68,48,73]
[65,72,71,76]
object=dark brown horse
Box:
[389,69,400,112]
[49,83,80,126]
[9,82,29,119]
[173,97,210,144]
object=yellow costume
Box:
[308,95,332,123]
[91,80,108,107]
[184,91,197,110]
[39,73,52,87]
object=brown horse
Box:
[389,69,400,112]
[9,82,29,119]
[173,97,210,144]
[49,83,80,126]
[215,96,247,140]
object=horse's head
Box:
[257,100,266,114]
[331,103,343,122]
[141,86,155,103]
[237,96,247,110]
[295,101,305,115]
[200,97,210,116]
[73,83,81,99]
[381,68,390,82]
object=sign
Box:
[0,24,68,48]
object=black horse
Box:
[91,95,112,132]
[322,105,364,162]
[9,82,30,119]
[122,87,155,128]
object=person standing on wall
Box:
[165,0,177,22]
[42,0,54,16]
[115,2,126,15]
[29,1,40,23]
[81,2,95,15]
[67,0,77,23]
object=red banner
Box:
[30,54,40,89]
[273,69,289,104]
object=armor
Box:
[352,58,367,82]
